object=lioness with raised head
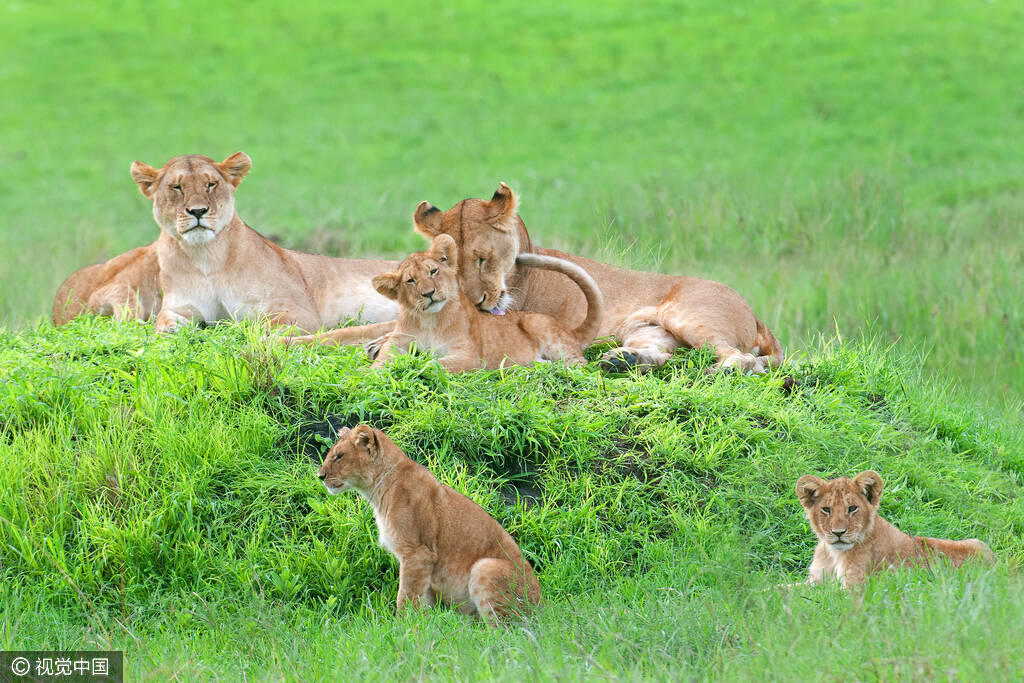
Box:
[288,183,783,373]
[795,470,994,588]
[52,243,161,325]
[369,233,603,371]
[317,425,542,624]
[129,152,398,333]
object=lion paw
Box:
[600,349,644,373]
[154,311,189,335]
[715,352,766,375]
[364,334,389,360]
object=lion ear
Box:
[372,272,401,300]
[796,475,826,509]
[217,151,252,188]
[428,234,458,269]
[352,425,380,459]
[488,182,518,231]
[130,161,160,198]
[854,470,884,506]
[413,201,444,238]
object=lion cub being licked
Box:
[795,470,994,588]
[317,425,542,624]
[369,234,603,371]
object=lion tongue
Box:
[489,306,507,316]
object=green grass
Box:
[1,0,1022,402]
[1,320,1021,679]
[2,0,1023,679]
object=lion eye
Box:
[476,257,485,266]
[821,506,831,515]
[848,505,858,514]
[172,184,182,192]
[207,181,217,189]
[429,268,438,276]
[406,278,415,284]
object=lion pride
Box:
[288,183,784,373]
[128,152,398,333]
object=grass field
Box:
[2,0,1023,680]
[1,322,1022,679]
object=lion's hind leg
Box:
[922,537,996,566]
[89,284,155,322]
[468,558,534,626]
[599,307,677,372]
[659,311,767,374]
[715,347,766,374]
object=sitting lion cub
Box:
[317,425,542,623]
[369,234,603,371]
[795,470,994,588]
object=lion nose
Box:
[187,206,209,218]
[833,529,846,538]
[422,289,435,300]
[317,472,326,481]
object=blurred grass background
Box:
[2,0,1022,403]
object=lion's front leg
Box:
[396,546,437,614]
[154,304,204,334]
[437,349,487,372]
[369,335,412,369]
[279,321,397,349]
[806,543,833,585]
[365,333,392,360]
[838,565,867,590]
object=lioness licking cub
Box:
[369,234,603,371]
[795,470,994,588]
[317,425,542,624]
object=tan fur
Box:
[795,471,995,588]
[52,243,162,325]
[368,234,603,372]
[293,183,784,372]
[129,152,398,334]
[317,425,542,624]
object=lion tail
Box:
[514,253,604,347]
[754,317,785,368]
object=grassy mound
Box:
[1,319,1021,678]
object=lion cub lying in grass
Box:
[795,470,995,588]
[317,425,542,624]
[369,234,603,371]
